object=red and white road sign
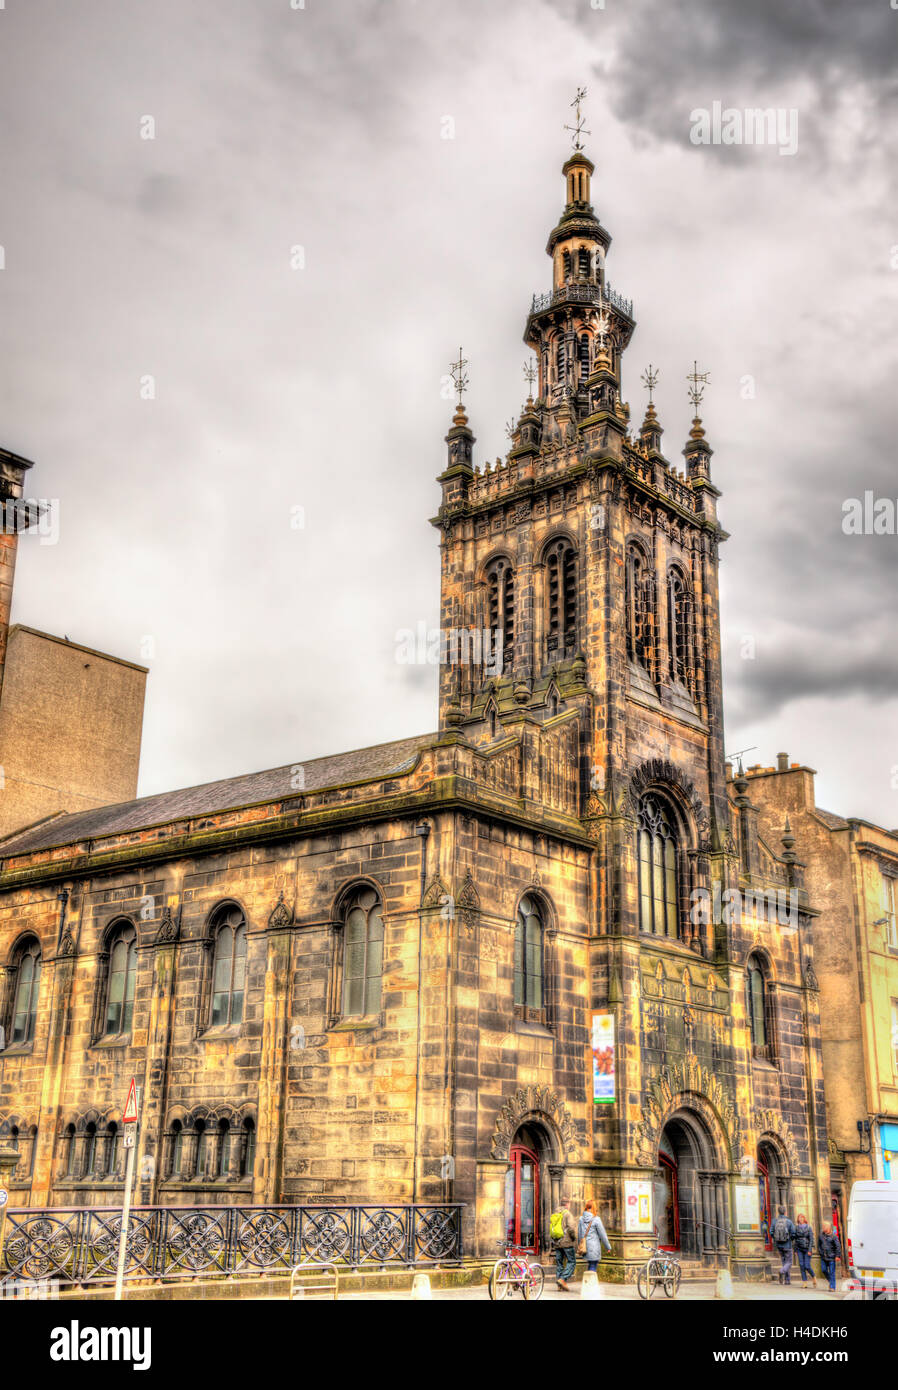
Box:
[123,1078,139,1124]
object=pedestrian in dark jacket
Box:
[793,1214,815,1287]
[772,1206,796,1285]
[818,1223,842,1292]
[577,1199,612,1274]
[551,1202,578,1290]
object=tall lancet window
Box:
[486,558,515,676]
[668,567,694,690]
[637,795,679,938]
[577,248,591,279]
[626,544,655,674]
[545,540,577,659]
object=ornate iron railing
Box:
[0,1203,463,1286]
[529,282,633,319]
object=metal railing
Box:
[0,1202,463,1287]
[529,282,633,319]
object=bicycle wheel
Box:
[663,1263,681,1298]
[637,1263,656,1299]
[523,1261,545,1301]
[489,1260,513,1300]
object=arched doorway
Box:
[654,1110,726,1260]
[757,1138,789,1251]
[504,1122,552,1253]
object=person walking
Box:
[818,1222,842,1293]
[772,1206,796,1285]
[793,1214,815,1288]
[550,1199,578,1290]
[577,1199,612,1274]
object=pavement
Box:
[323,1276,849,1302]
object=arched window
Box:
[217,1119,231,1179]
[746,954,774,1060]
[10,937,41,1046]
[64,1124,77,1178]
[105,1122,120,1178]
[169,1121,183,1178]
[637,796,679,937]
[485,558,515,674]
[210,904,247,1027]
[27,1125,37,1178]
[545,540,577,658]
[195,1120,208,1179]
[555,339,566,382]
[341,886,384,1018]
[579,334,591,378]
[514,895,544,1016]
[240,1118,256,1180]
[578,248,591,279]
[104,923,137,1035]
[668,567,694,688]
[561,250,572,280]
[84,1122,98,1177]
[626,543,654,673]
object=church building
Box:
[0,137,832,1283]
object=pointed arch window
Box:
[637,795,679,937]
[195,1120,208,1179]
[668,567,694,689]
[64,1124,77,1178]
[562,250,572,280]
[579,334,591,379]
[240,1118,256,1180]
[626,543,655,674]
[210,904,247,1027]
[514,895,545,1018]
[9,936,41,1046]
[578,248,592,279]
[217,1119,231,1179]
[104,1122,120,1178]
[341,886,385,1018]
[485,558,515,675]
[545,539,577,658]
[746,954,775,1062]
[169,1120,184,1178]
[104,923,137,1036]
[84,1122,99,1178]
[555,339,566,382]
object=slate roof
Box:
[0,731,437,858]
[814,807,850,831]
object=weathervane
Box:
[505,418,516,440]
[449,346,469,407]
[523,358,537,395]
[687,360,711,413]
[641,364,660,405]
[564,87,590,152]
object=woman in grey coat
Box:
[578,1200,612,1273]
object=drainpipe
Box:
[412,821,431,1206]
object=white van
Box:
[847,1180,898,1299]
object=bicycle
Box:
[636,1239,681,1299]
[488,1243,546,1300]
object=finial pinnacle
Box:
[641,363,660,406]
[523,358,537,394]
[563,86,590,153]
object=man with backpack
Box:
[772,1206,796,1285]
[550,1199,578,1290]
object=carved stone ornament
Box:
[154,906,180,945]
[803,957,819,992]
[753,1108,801,1172]
[629,758,711,843]
[490,1084,581,1161]
[58,930,77,958]
[268,893,293,929]
[634,1058,740,1168]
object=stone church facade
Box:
[0,147,830,1280]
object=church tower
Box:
[433,117,731,945]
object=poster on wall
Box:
[591,1012,615,1104]
[624,1179,654,1233]
[735,1182,761,1233]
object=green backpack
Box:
[550,1210,566,1241]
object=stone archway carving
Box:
[753,1108,800,1173]
[635,1059,740,1168]
[629,758,711,849]
[490,1084,581,1161]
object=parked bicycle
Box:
[488,1243,546,1300]
[636,1239,681,1299]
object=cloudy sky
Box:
[1,0,896,827]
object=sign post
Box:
[114,1079,140,1301]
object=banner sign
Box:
[735,1182,761,1233]
[591,1012,615,1104]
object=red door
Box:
[504,1145,540,1252]
[657,1152,680,1250]
[758,1158,772,1250]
